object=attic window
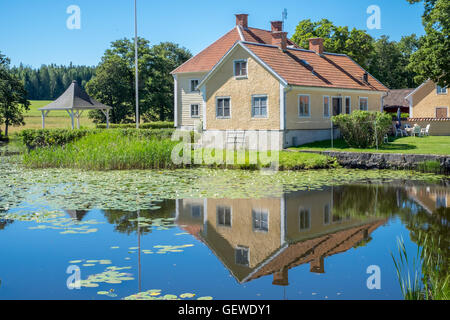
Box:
[234,60,247,78]
[437,85,448,94]
[190,79,199,92]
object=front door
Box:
[332,97,342,116]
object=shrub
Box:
[20,129,98,149]
[95,122,174,129]
[332,111,392,148]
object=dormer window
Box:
[437,85,448,94]
[190,79,199,92]
[234,60,247,78]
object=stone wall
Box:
[300,150,450,173]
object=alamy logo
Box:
[366,265,381,290]
[366,5,381,30]
[66,5,81,30]
[66,265,81,289]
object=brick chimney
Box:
[270,21,283,32]
[309,38,324,55]
[235,14,248,29]
[272,31,288,51]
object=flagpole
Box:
[134,0,139,129]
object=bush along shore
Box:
[20,129,337,171]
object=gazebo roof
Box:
[39,80,112,111]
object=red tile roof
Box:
[243,42,388,91]
[172,26,299,74]
[172,25,387,92]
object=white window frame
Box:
[251,95,268,118]
[359,97,369,111]
[216,96,231,119]
[189,79,200,93]
[233,59,248,79]
[252,208,269,233]
[235,245,250,266]
[299,207,311,231]
[435,106,448,118]
[190,205,202,218]
[190,104,200,118]
[216,205,232,227]
[436,85,448,95]
[298,94,311,118]
[323,95,330,118]
[345,96,351,114]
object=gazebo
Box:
[39,80,112,129]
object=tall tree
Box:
[0,52,30,136]
[406,0,450,86]
[86,38,191,123]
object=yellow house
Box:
[171,14,388,149]
[406,80,449,118]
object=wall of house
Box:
[285,88,383,130]
[204,46,280,131]
[176,72,207,129]
[411,80,450,118]
[203,198,282,269]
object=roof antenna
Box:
[282,8,288,31]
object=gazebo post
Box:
[106,109,110,129]
[67,110,75,130]
[41,110,45,129]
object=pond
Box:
[0,151,448,300]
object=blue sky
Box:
[0,0,425,68]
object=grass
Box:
[7,100,95,134]
[290,136,450,156]
[22,130,336,171]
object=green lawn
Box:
[290,136,450,156]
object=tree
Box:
[86,55,134,123]
[406,0,450,86]
[0,52,30,136]
[367,35,418,89]
[86,37,192,123]
[291,19,374,69]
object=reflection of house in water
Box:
[175,187,387,285]
[406,185,450,214]
[65,210,88,221]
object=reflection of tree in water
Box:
[102,199,176,235]
[333,183,449,297]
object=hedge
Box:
[332,111,392,148]
[19,128,177,150]
[96,122,174,129]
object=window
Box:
[217,206,232,227]
[298,95,310,117]
[191,205,202,218]
[190,104,199,118]
[252,96,268,118]
[235,246,249,266]
[437,85,448,94]
[436,107,448,118]
[299,208,310,230]
[234,60,247,77]
[190,79,199,92]
[345,96,351,114]
[216,97,231,118]
[252,209,269,232]
[359,97,368,111]
[436,196,447,208]
[323,204,330,225]
[323,96,330,118]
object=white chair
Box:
[412,125,422,137]
[421,124,430,136]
